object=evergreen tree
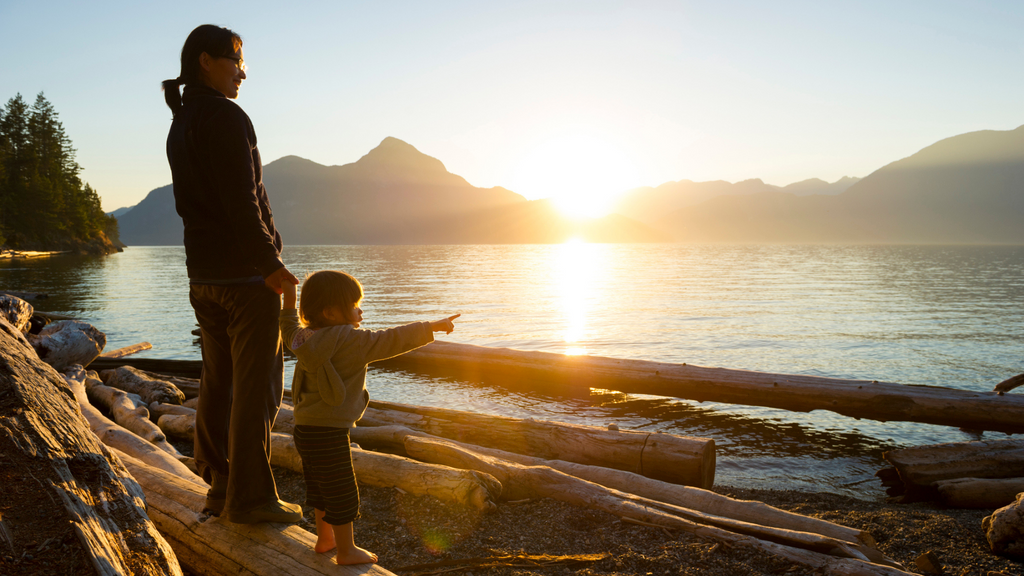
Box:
[0,92,114,252]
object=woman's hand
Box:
[265,266,298,295]
[430,314,460,334]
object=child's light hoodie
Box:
[280,309,433,428]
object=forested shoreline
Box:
[0,92,121,254]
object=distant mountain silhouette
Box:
[117,137,664,245]
[613,176,859,226]
[658,125,1024,243]
[106,206,135,218]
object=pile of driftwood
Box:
[1,293,927,575]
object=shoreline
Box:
[0,249,71,259]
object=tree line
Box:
[0,92,120,252]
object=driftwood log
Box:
[373,341,1024,434]
[350,424,872,547]
[995,373,1024,394]
[0,319,180,576]
[0,293,33,333]
[403,436,910,576]
[84,373,186,460]
[150,402,196,421]
[63,366,196,480]
[881,439,1024,500]
[100,365,186,405]
[88,357,202,379]
[360,400,716,488]
[158,414,196,439]
[114,449,397,576]
[99,341,153,359]
[30,319,106,371]
[984,492,1024,558]
[934,477,1024,509]
[269,432,501,511]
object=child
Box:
[280,270,458,565]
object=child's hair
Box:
[299,270,364,329]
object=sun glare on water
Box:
[512,134,639,219]
[554,239,602,355]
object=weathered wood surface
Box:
[374,341,1024,433]
[0,319,181,576]
[63,366,196,479]
[934,477,1024,509]
[84,373,185,460]
[115,449,397,576]
[350,424,871,546]
[270,432,501,511]
[360,400,716,488]
[100,365,186,405]
[403,436,911,576]
[100,341,153,359]
[30,319,106,371]
[984,492,1024,558]
[883,439,1024,496]
[0,293,33,333]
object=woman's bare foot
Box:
[335,545,377,565]
[313,509,336,553]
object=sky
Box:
[2,0,1023,213]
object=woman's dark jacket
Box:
[166,84,284,282]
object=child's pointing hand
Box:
[430,314,460,335]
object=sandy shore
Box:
[266,463,1022,576]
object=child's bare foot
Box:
[312,509,336,553]
[335,545,377,565]
[313,535,336,554]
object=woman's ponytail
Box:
[162,77,185,117]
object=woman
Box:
[163,24,300,524]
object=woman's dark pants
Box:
[189,282,284,515]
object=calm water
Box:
[4,244,1024,499]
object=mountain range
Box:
[116,125,1024,245]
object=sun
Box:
[510,134,639,219]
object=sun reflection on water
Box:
[554,239,601,355]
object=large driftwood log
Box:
[269,432,500,511]
[373,341,1024,434]
[84,373,185,460]
[100,365,186,405]
[114,449,397,576]
[0,320,180,576]
[63,366,196,479]
[350,424,872,547]
[403,436,910,576]
[360,400,716,488]
[984,492,1024,559]
[882,439,1024,498]
[934,477,1024,509]
[0,293,33,333]
[30,319,106,371]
